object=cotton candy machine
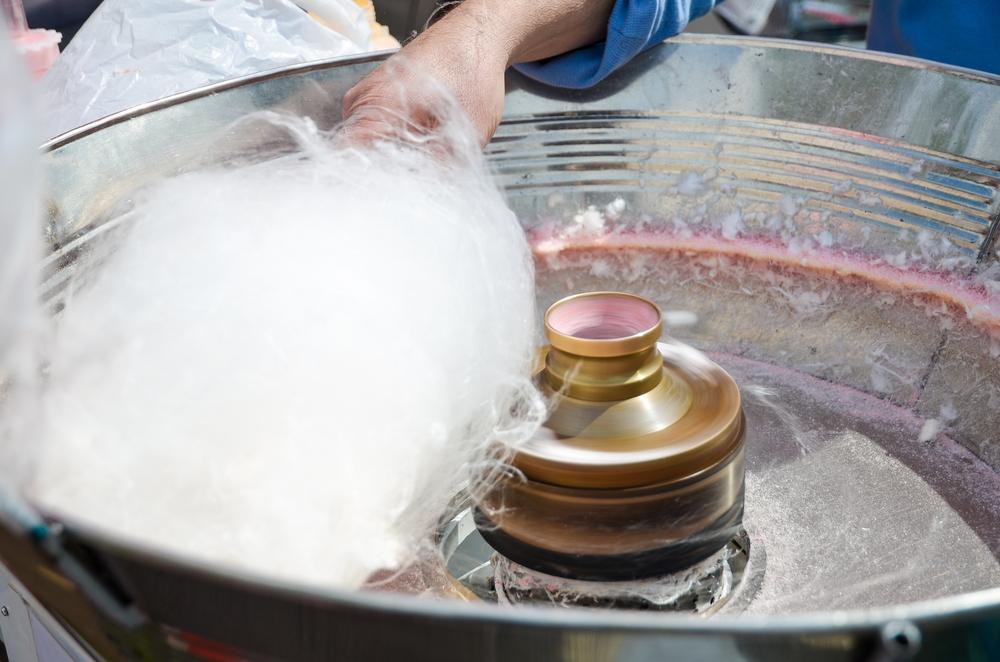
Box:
[2,35,1000,661]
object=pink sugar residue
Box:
[528,225,1000,337]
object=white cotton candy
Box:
[28,111,544,589]
[0,28,44,520]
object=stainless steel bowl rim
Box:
[41,34,1000,153]
[39,503,1000,633]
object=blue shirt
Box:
[515,0,717,89]
[517,0,999,89]
[868,0,1000,75]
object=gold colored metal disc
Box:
[518,341,743,489]
[478,292,746,572]
[519,294,744,490]
[481,445,744,557]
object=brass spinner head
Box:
[476,292,745,581]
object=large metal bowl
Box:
[4,35,1000,661]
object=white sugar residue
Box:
[858,192,883,207]
[918,419,941,443]
[779,196,801,217]
[662,310,699,328]
[832,179,852,195]
[566,197,627,236]
[572,205,605,233]
[919,402,959,442]
[775,286,831,316]
[605,197,626,220]
[720,211,744,240]
[676,171,706,197]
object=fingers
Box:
[339,29,506,150]
[336,113,388,148]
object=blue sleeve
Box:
[513,0,718,89]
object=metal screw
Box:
[1,605,9,617]
[879,620,922,660]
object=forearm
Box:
[435,0,617,67]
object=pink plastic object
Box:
[1,0,61,79]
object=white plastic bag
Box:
[715,0,778,34]
[41,0,380,140]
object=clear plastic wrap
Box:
[41,0,384,140]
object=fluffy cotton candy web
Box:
[28,98,545,588]
[0,31,43,529]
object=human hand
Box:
[341,5,510,148]
[340,0,615,148]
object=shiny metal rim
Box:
[41,35,1000,153]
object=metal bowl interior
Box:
[15,35,1000,661]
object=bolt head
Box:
[881,620,922,659]
[1,605,9,617]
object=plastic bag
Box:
[41,0,387,140]
[715,0,778,34]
